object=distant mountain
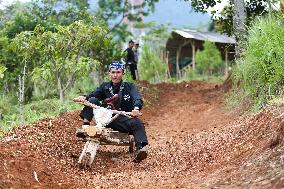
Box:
[89,0,212,30]
[144,0,212,29]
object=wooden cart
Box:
[74,99,136,168]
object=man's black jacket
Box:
[125,47,136,64]
[86,81,143,112]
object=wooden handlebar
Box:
[73,98,142,117]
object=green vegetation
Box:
[180,40,225,83]
[195,41,224,76]
[184,67,224,84]
[137,23,170,83]
[0,64,6,79]
[95,0,159,41]
[228,16,284,110]
[0,0,130,133]
[0,97,82,133]
[138,44,168,83]
[12,21,107,103]
[187,0,273,36]
[1,0,282,133]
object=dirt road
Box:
[0,81,283,189]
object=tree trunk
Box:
[57,77,64,104]
[59,88,64,104]
[18,61,26,126]
[281,0,284,13]
[176,47,181,80]
[267,0,272,21]
[233,0,247,59]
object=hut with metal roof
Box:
[165,29,236,78]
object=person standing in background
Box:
[133,42,140,80]
[125,40,137,80]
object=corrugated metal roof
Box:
[174,29,236,44]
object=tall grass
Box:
[229,16,284,111]
[0,97,82,134]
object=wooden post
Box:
[166,51,170,78]
[175,39,194,79]
[176,47,181,80]
[191,40,196,70]
[225,47,228,78]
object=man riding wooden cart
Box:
[74,61,148,168]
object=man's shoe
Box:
[133,146,148,163]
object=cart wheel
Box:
[78,141,99,169]
[78,141,90,169]
[87,142,99,167]
[129,135,135,153]
[80,152,91,169]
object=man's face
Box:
[109,68,124,84]
[129,42,134,48]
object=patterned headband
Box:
[108,61,125,71]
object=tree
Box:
[233,0,246,58]
[141,23,170,50]
[12,21,106,103]
[0,34,25,94]
[186,0,279,58]
[29,0,93,30]
[0,0,96,98]
[195,41,223,76]
[0,0,32,28]
[94,0,159,41]
[89,38,123,84]
[0,0,94,38]
[138,44,167,83]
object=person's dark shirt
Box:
[125,47,136,64]
[86,81,143,112]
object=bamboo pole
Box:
[191,40,196,70]
[176,47,181,80]
[225,47,228,78]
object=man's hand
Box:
[132,107,142,117]
[131,109,140,117]
[74,96,86,102]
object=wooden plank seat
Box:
[78,125,135,168]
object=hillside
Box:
[144,0,211,29]
[0,81,283,188]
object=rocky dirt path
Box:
[0,81,283,189]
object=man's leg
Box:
[134,64,139,80]
[129,64,137,80]
[79,97,101,123]
[107,115,148,162]
[77,97,101,138]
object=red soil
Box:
[0,81,283,189]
